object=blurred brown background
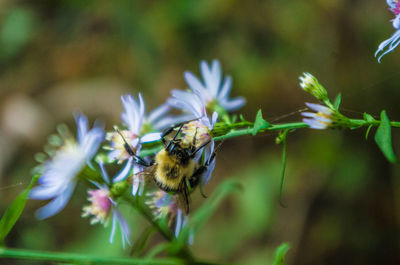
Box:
[0,0,400,264]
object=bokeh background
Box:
[1,0,400,264]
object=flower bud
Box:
[299,73,329,103]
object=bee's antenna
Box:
[113,126,151,167]
[191,140,211,157]
[114,126,136,157]
[166,123,185,151]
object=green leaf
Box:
[0,175,39,245]
[131,226,157,256]
[374,110,397,163]
[363,112,376,123]
[253,109,271,136]
[365,125,373,140]
[277,130,289,207]
[177,179,243,244]
[273,242,291,265]
[333,93,342,110]
[145,242,173,259]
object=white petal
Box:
[200,61,218,98]
[184,71,206,96]
[98,161,110,184]
[113,158,133,183]
[211,112,218,129]
[114,208,131,248]
[303,118,327,129]
[305,102,331,115]
[109,211,117,244]
[153,114,196,131]
[393,14,400,29]
[80,127,104,160]
[137,93,145,133]
[174,209,183,237]
[132,174,140,196]
[35,183,76,219]
[221,97,246,111]
[218,76,232,101]
[74,113,88,145]
[141,132,162,143]
[147,103,170,124]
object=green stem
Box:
[213,122,308,141]
[0,247,183,265]
[124,197,196,262]
[213,118,400,142]
[126,196,173,242]
[349,119,400,127]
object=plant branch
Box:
[0,247,183,265]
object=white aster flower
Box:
[184,59,245,112]
[82,161,131,248]
[375,1,400,62]
[302,103,333,130]
[30,113,104,219]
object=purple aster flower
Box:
[146,190,178,220]
[146,190,193,242]
[302,103,333,130]
[82,161,131,248]
[30,113,104,219]
[375,0,400,62]
[184,59,245,112]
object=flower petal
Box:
[35,183,76,220]
[113,158,133,183]
[141,132,162,143]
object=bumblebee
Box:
[118,120,215,214]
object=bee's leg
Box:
[189,147,217,189]
[165,123,185,151]
[179,180,190,214]
[190,140,211,157]
[189,166,206,189]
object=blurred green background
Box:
[0,0,400,264]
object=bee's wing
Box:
[135,164,157,182]
[176,181,191,215]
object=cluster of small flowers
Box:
[29,60,245,247]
